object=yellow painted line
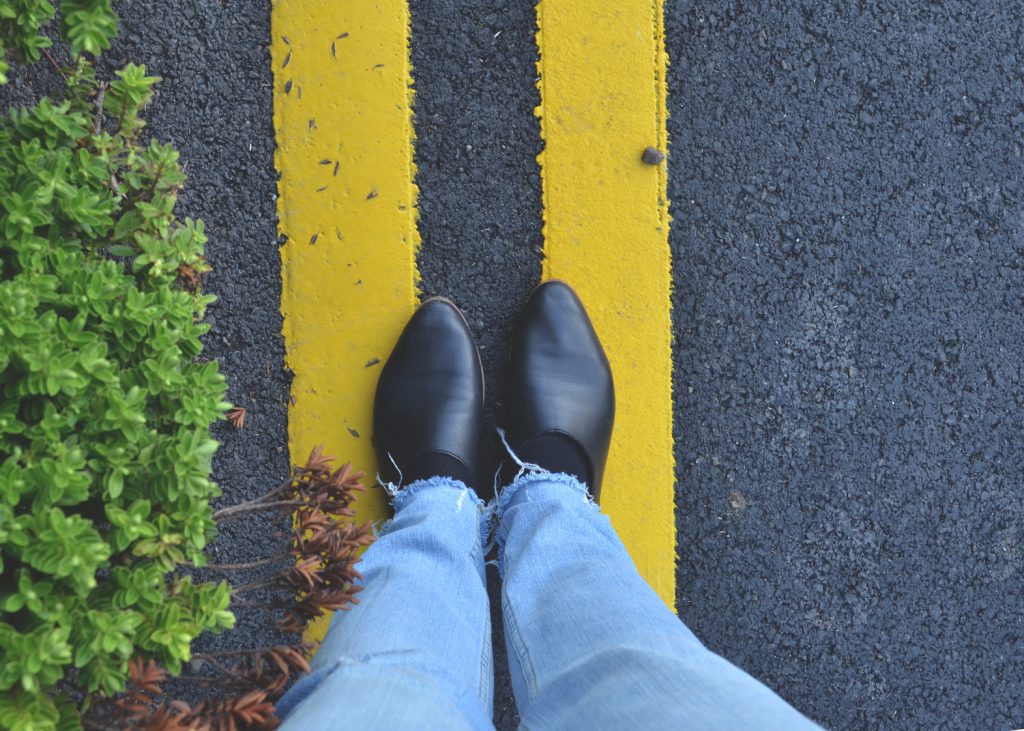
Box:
[535,2,676,608]
[272,0,419,642]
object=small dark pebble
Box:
[641,146,665,165]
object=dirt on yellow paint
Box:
[271,0,420,641]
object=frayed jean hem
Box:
[495,471,591,523]
[379,475,492,551]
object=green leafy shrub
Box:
[0,0,118,84]
[0,27,233,731]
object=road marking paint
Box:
[535,1,676,608]
[272,0,419,642]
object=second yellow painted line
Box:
[536,0,676,608]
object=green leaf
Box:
[0,687,60,731]
[105,244,135,257]
[55,698,83,731]
[21,509,110,594]
[60,0,118,57]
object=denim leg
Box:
[278,477,494,731]
[496,473,822,731]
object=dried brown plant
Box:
[225,406,247,429]
[83,447,375,729]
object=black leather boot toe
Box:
[506,281,615,501]
[373,298,484,494]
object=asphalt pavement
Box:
[409,2,542,725]
[3,1,1022,728]
[667,3,1023,728]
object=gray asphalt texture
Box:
[409,2,542,726]
[667,2,1024,729]
[5,0,1023,728]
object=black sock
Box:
[517,433,591,487]
[405,452,473,488]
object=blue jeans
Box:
[277,473,822,730]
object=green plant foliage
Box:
[59,0,117,57]
[0,57,234,731]
[0,0,118,84]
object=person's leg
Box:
[497,471,822,731]
[276,298,493,728]
[278,477,494,730]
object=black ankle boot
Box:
[505,281,615,501]
[373,298,485,495]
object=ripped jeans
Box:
[275,474,822,730]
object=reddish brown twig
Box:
[225,406,246,429]
[41,47,68,79]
